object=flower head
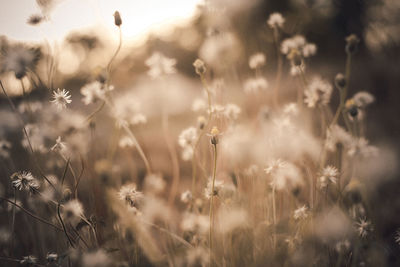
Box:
[180,190,193,204]
[204,178,224,199]
[80,81,111,105]
[113,11,122,26]
[145,52,177,78]
[193,58,206,75]
[319,165,339,189]
[11,171,39,193]
[20,255,37,265]
[355,218,373,238]
[294,205,308,220]
[248,53,266,69]
[62,199,84,225]
[243,77,268,94]
[118,184,143,208]
[50,88,72,110]
[267,13,285,29]
[304,76,333,108]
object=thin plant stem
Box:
[107,26,122,77]
[103,98,152,173]
[297,66,308,108]
[10,189,16,255]
[209,143,218,267]
[0,80,56,191]
[57,203,75,248]
[330,54,352,128]
[163,109,181,206]
[192,74,213,195]
[272,186,276,251]
[273,27,282,107]
[0,197,62,231]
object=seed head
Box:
[197,116,206,130]
[193,59,206,75]
[288,48,302,66]
[113,11,122,26]
[335,73,346,89]
[346,99,358,118]
[345,34,360,54]
[210,126,220,145]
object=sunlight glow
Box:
[0,0,202,42]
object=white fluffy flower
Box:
[145,52,177,78]
[248,52,266,69]
[304,76,333,108]
[243,77,268,94]
[294,205,308,220]
[353,91,375,108]
[178,127,198,161]
[267,13,285,29]
[80,81,106,105]
[62,199,84,225]
[204,178,224,199]
[11,171,39,193]
[319,165,339,189]
[118,184,143,208]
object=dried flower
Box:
[355,218,373,238]
[50,88,72,110]
[267,13,285,29]
[193,59,206,75]
[11,171,39,193]
[80,81,110,105]
[248,53,266,69]
[62,200,84,222]
[209,126,220,145]
[304,76,333,108]
[118,184,143,208]
[178,127,198,161]
[345,34,360,54]
[294,205,308,220]
[145,52,177,78]
[353,91,375,108]
[181,190,193,204]
[20,255,37,265]
[243,77,268,94]
[204,178,224,199]
[113,11,122,26]
[319,166,339,189]
[335,73,346,89]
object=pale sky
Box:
[0,0,202,42]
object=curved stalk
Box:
[209,143,218,267]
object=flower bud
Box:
[288,48,302,67]
[193,59,206,75]
[113,11,122,27]
[210,126,219,145]
[335,73,346,89]
[345,34,359,55]
[197,116,206,130]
